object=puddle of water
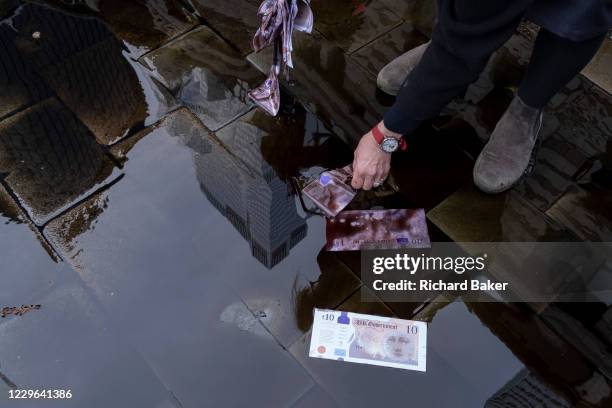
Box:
[140,25,264,132]
[0,2,187,223]
[21,0,197,58]
[1,2,178,144]
[1,1,611,407]
[310,0,402,53]
[188,0,261,55]
[0,98,120,224]
[289,299,530,407]
[0,185,71,304]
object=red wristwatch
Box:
[371,124,407,153]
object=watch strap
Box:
[371,124,407,151]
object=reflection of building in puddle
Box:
[485,368,571,408]
[190,126,307,269]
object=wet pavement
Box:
[1,1,612,407]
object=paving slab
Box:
[8,3,112,69]
[0,183,70,305]
[290,299,526,407]
[141,26,264,131]
[40,37,177,145]
[248,31,392,146]
[546,185,612,241]
[43,109,315,407]
[0,98,120,225]
[583,38,612,95]
[539,304,612,381]
[94,0,198,57]
[189,0,261,55]
[426,184,595,311]
[514,84,611,212]
[427,185,574,243]
[0,281,179,408]
[335,286,394,317]
[381,0,437,36]
[350,21,429,78]
[10,3,177,145]
[467,300,611,404]
[23,0,198,58]
[546,85,612,158]
[198,109,362,345]
[292,385,339,408]
[310,0,401,53]
[0,22,52,120]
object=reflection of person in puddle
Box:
[351,0,610,194]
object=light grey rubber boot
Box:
[473,96,543,194]
[377,41,430,96]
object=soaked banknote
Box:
[309,309,427,371]
[302,166,356,217]
[325,209,431,251]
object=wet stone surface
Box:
[290,300,526,408]
[547,184,612,241]
[24,0,198,58]
[1,0,612,406]
[0,282,181,408]
[44,109,316,407]
[466,300,611,405]
[0,98,120,225]
[248,30,389,146]
[381,0,437,37]
[202,107,361,345]
[2,2,178,145]
[0,180,179,408]
[189,0,261,56]
[427,185,577,243]
[351,21,429,78]
[141,26,263,131]
[310,0,401,54]
[583,38,612,94]
[40,36,176,145]
[292,385,339,408]
[514,83,612,212]
[0,183,66,304]
[0,19,52,120]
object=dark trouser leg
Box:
[518,29,606,108]
[383,0,533,135]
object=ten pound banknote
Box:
[302,166,356,217]
[309,309,428,371]
[326,209,431,251]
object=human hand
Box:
[351,124,393,190]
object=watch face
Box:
[380,137,399,153]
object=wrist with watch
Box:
[371,123,407,153]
